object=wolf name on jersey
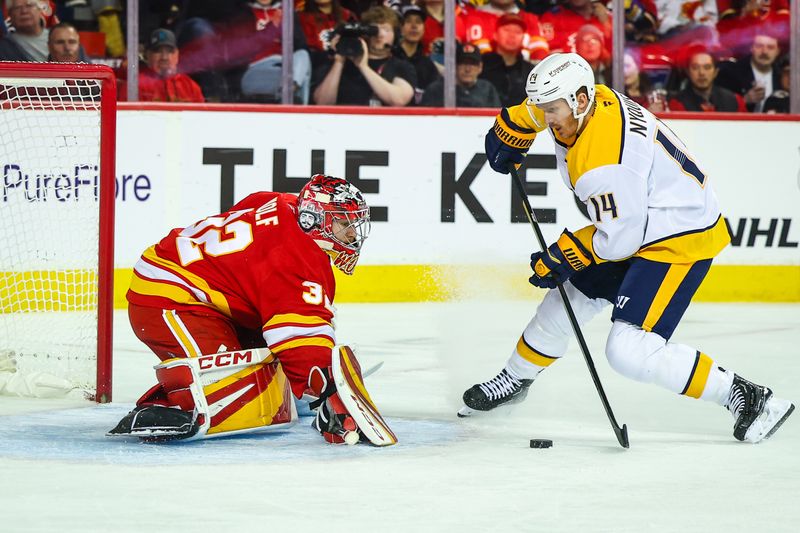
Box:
[503,84,731,264]
[127,192,337,368]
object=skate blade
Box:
[457,405,475,418]
[745,397,795,443]
[458,400,528,418]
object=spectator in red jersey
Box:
[458,0,548,62]
[119,28,205,103]
[479,13,534,107]
[573,23,609,84]
[717,0,790,60]
[298,0,357,53]
[298,0,356,89]
[394,4,440,102]
[668,50,745,112]
[716,33,782,113]
[419,0,466,56]
[540,0,611,58]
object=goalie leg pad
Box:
[107,348,297,441]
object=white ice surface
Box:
[1,301,799,533]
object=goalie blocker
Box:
[108,345,396,446]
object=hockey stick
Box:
[509,164,630,448]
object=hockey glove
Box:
[485,109,535,174]
[529,229,593,289]
[308,366,361,445]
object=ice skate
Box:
[458,368,534,417]
[107,405,200,441]
[726,375,794,443]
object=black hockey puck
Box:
[529,439,553,448]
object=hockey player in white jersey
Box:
[459,52,794,443]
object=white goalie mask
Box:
[525,53,596,126]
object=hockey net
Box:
[0,63,116,402]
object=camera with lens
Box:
[332,23,378,59]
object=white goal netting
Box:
[0,73,110,400]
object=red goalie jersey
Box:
[127,192,337,395]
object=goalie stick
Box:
[509,164,630,449]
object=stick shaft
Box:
[509,165,629,448]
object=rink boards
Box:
[97,108,800,302]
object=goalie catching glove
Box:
[529,229,594,289]
[485,108,535,174]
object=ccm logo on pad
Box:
[198,350,256,370]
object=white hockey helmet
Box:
[526,53,596,121]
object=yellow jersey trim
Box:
[572,225,609,264]
[642,263,692,333]
[162,309,200,357]
[141,246,233,317]
[270,336,335,353]
[565,87,624,188]
[263,313,332,329]
[637,216,731,263]
[128,272,212,310]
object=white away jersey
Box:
[506,84,730,263]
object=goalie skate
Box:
[107,405,200,441]
[727,375,795,444]
[458,368,533,418]
[331,345,397,446]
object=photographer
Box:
[312,5,416,106]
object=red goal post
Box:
[0,62,116,403]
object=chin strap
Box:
[574,101,596,135]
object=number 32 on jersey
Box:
[176,210,254,266]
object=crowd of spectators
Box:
[0,0,793,112]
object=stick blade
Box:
[616,424,630,448]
